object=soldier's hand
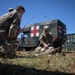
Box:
[44,44,48,50]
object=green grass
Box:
[0,51,75,75]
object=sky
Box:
[0,0,75,37]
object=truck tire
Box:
[14,42,19,51]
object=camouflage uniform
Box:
[39,31,53,46]
[35,26,55,54]
[0,10,21,56]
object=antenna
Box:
[23,12,44,28]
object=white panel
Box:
[31,26,34,30]
[36,32,39,36]
[31,33,34,37]
[36,26,39,29]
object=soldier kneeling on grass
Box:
[0,6,25,57]
[34,26,59,55]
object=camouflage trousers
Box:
[0,24,18,57]
[34,46,56,54]
[0,34,15,57]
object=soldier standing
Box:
[35,26,58,54]
[0,6,25,57]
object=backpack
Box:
[0,10,18,33]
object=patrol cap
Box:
[9,8,13,12]
[16,6,25,12]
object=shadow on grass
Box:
[0,63,74,75]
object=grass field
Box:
[0,51,75,75]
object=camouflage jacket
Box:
[39,31,53,46]
[0,10,21,34]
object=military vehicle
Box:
[15,19,66,52]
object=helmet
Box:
[44,26,49,32]
[44,26,49,30]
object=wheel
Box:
[14,42,19,51]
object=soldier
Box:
[0,6,25,57]
[35,26,59,54]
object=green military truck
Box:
[15,19,66,52]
